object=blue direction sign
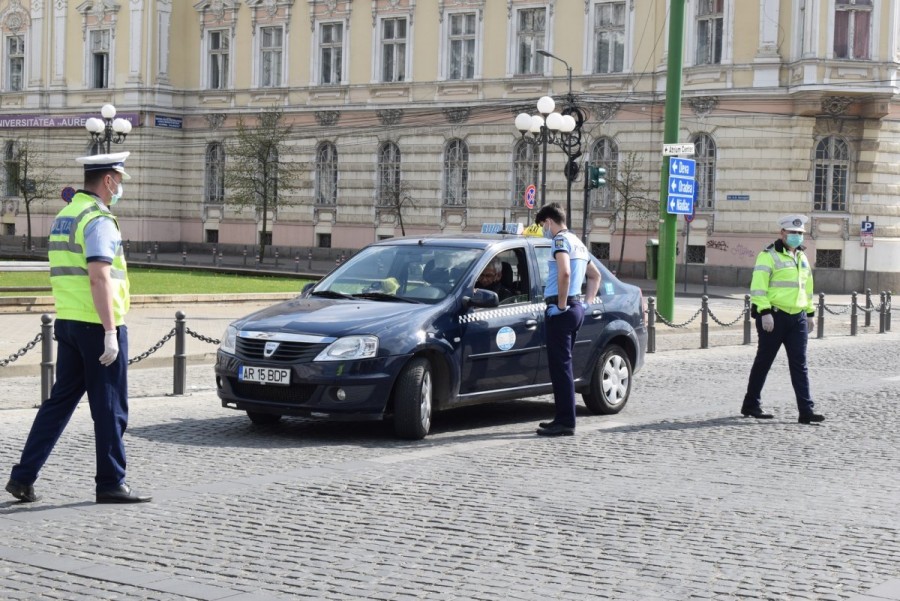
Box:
[669,157,695,178]
[667,156,696,215]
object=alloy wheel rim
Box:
[602,355,629,405]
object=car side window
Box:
[533,245,551,297]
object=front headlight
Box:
[219,325,238,354]
[314,335,378,361]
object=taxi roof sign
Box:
[481,222,524,235]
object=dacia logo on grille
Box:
[263,342,280,358]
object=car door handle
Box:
[525,319,538,330]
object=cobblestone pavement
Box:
[0,325,897,600]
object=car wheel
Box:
[392,357,433,440]
[247,411,282,426]
[583,344,632,415]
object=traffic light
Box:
[589,166,607,189]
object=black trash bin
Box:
[645,239,659,279]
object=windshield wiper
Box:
[309,290,354,299]
[352,292,419,303]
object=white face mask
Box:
[107,180,123,206]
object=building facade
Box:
[1,0,898,291]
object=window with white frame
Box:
[590,138,618,210]
[319,22,344,84]
[513,140,538,208]
[4,141,19,197]
[377,141,401,206]
[380,17,407,82]
[516,8,546,75]
[693,133,716,210]
[834,0,871,59]
[593,2,625,74]
[6,35,24,92]
[443,139,468,206]
[696,0,723,65]
[259,26,283,88]
[205,142,225,204]
[89,29,110,88]
[814,136,849,212]
[447,12,476,80]
[315,142,338,205]
[208,30,229,89]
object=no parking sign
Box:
[523,184,536,209]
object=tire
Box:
[583,344,632,415]
[392,357,433,440]
[247,411,282,426]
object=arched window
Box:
[590,137,618,210]
[4,141,19,197]
[693,133,716,211]
[204,142,225,204]
[443,138,468,206]
[315,141,338,205]
[377,141,401,206]
[512,139,538,208]
[814,136,849,212]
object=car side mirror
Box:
[464,289,500,308]
[301,282,315,297]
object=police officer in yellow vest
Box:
[741,215,825,425]
[6,152,152,504]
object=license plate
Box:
[239,366,291,386]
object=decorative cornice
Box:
[377,108,403,126]
[0,0,30,32]
[587,102,620,124]
[688,96,718,117]
[372,0,416,28]
[821,96,853,116]
[443,107,470,124]
[315,110,340,126]
[437,0,484,23]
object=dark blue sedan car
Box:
[215,233,647,439]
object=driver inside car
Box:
[475,258,511,301]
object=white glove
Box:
[761,314,774,333]
[99,330,119,366]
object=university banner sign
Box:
[0,113,141,129]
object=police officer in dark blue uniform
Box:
[6,152,151,504]
[534,203,601,437]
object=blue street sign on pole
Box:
[667,157,695,215]
[861,220,875,234]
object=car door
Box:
[458,248,543,394]
[532,246,608,385]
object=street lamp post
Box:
[513,51,585,223]
[84,104,132,153]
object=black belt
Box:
[545,295,585,306]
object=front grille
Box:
[236,338,327,362]
[230,380,317,404]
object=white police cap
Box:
[777,214,807,232]
[75,151,131,181]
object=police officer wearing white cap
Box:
[6,152,152,504]
[741,214,825,424]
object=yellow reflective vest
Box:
[749,239,814,316]
[48,192,130,325]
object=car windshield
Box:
[313,244,483,303]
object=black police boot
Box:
[741,408,774,419]
[798,413,825,425]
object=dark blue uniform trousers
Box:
[11,320,129,492]
[743,310,815,415]
[545,301,586,428]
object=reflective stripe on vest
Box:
[749,245,814,314]
[48,192,130,325]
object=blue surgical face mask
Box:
[108,182,123,206]
[542,224,553,239]
[786,233,803,248]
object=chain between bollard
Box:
[0,332,42,367]
[128,328,176,365]
[185,327,221,345]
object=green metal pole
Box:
[656,0,686,321]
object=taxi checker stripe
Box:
[458,303,546,324]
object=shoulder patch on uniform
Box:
[554,238,566,250]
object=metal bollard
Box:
[887,291,892,332]
[700,295,709,349]
[850,292,858,336]
[646,297,656,353]
[295,254,300,273]
[817,293,825,339]
[40,314,54,404]
[182,249,187,266]
[153,242,159,261]
[212,246,217,265]
[865,288,872,328]
[702,271,708,297]
[243,246,248,267]
[21,234,26,250]
[255,254,260,269]
[275,248,280,267]
[308,249,312,269]
[879,291,886,334]
[173,311,186,395]
[125,239,130,259]
[146,247,152,262]
[743,294,752,345]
